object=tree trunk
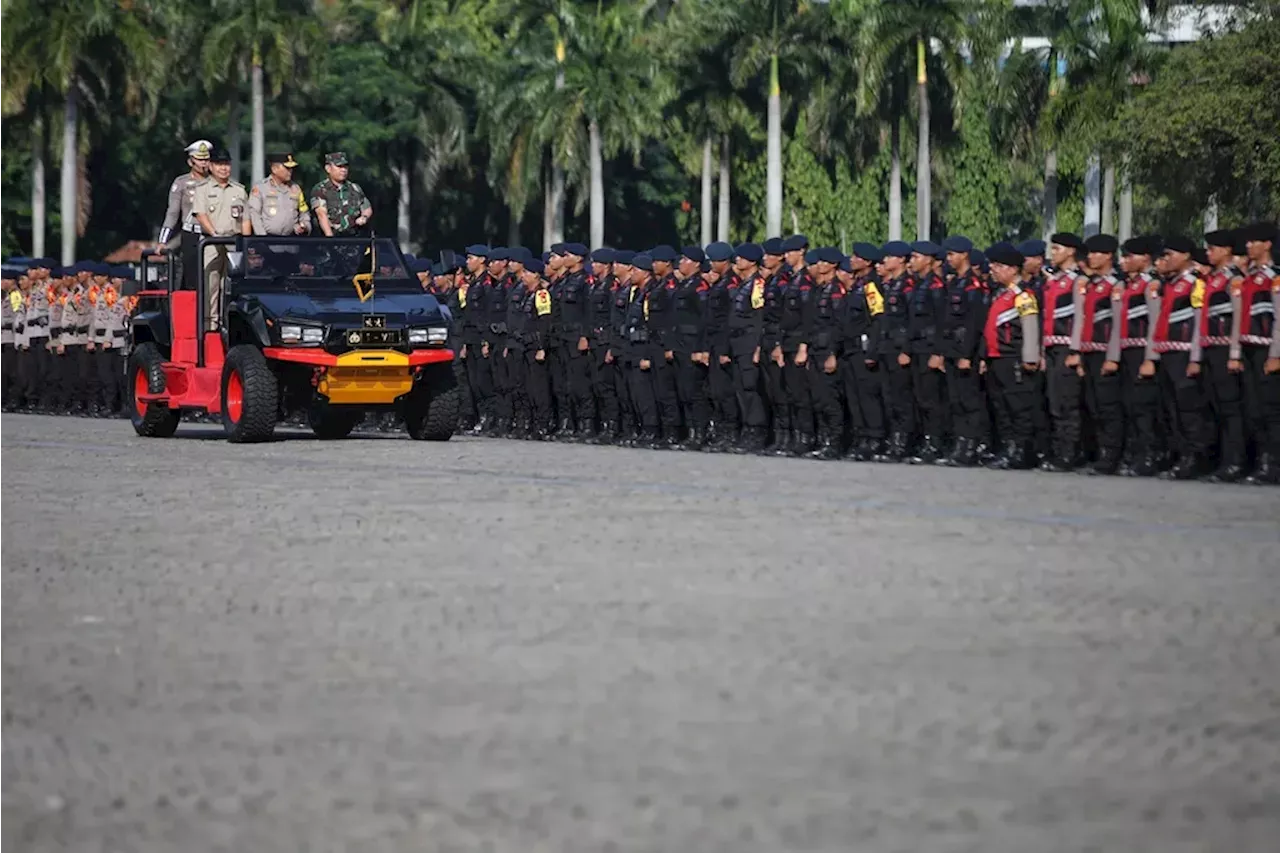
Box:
[543,160,555,251]
[765,53,782,238]
[393,154,411,248]
[1042,146,1058,242]
[251,48,265,186]
[32,116,45,258]
[717,135,731,242]
[915,36,930,241]
[1204,194,1219,232]
[589,118,604,249]
[1118,163,1133,241]
[550,54,566,244]
[1101,162,1116,235]
[60,86,78,265]
[700,134,713,246]
[1083,152,1101,238]
[888,119,903,241]
[508,209,521,247]
[228,98,242,184]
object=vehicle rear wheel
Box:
[404,365,459,441]
[221,345,279,443]
[308,402,360,440]
[129,342,181,438]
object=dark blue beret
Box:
[429,261,445,276]
[882,241,911,258]
[680,245,705,263]
[649,245,677,263]
[762,237,785,255]
[465,244,490,258]
[525,258,545,274]
[910,240,943,258]
[705,242,733,262]
[591,248,615,264]
[1204,229,1235,248]
[838,257,854,273]
[549,242,567,255]
[541,251,552,264]
[613,249,635,265]
[852,242,883,262]
[969,250,987,268]
[30,257,57,270]
[631,252,654,272]
[816,247,843,265]
[942,236,973,254]
[510,246,533,263]
[490,247,509,261]
[734,243,764,263]
[112,265,136,280]
[985,242,1024,267]
[412,259,432,274]
[782,234,809,252]
[1017,239,1046,258]
[563,242,588,257]
[804,249,820,265]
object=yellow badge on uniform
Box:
[643,294,650,321]
[535,289,551,316]
[458,283,468,308]
[750,280,764,309]
[296,190,309,213]
[1015,291,1039,317]
[8,290,21,312]
[1191,278,1205,309]
[865,282,885,316]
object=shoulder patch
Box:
[865,282,885,316]
[1191,278,1205,309]
[1015,290,1039,317]
[535,289,551,316]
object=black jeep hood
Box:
[241,289,447,328]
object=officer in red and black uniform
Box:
[704,242,740,451]
[1148,236,1212,479]
[1238,222,1280,484]
[727,243,769,453]
[608,250,637,443]
[907,241,948,463]
[1072,234,1124,474]
[804,247,844,458]
[622,253,660,446]
[1113,236,1162,476]
[641,245,680,447]
[938,236,988,467]
[774,236,817,456]
[981,242,1042,470]
[839,246,886,461]
[520,258,555,439]
[671,246,711,450]
[760,237,791,452]
[876,241,916,461]
[1198,229,1247,481]
[1038,232,1086,471]
[550,243,593,440]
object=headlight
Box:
[279,324,324,345]
[408,327,449,345]
[280,324,302,342]
[301,327,325,344]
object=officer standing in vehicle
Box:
[310,152,372,237]
[248,152,310,236]
[191,147,248,331]
[157,139,212,290]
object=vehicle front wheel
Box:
[404,365,459,441]
[129,342,181,438]
[221,345,279,443]
[308,402,360,440]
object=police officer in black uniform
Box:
[672,246,711,449]
[728,243,768,453]
[703,242,739,451]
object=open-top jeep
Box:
[129,235,458,442]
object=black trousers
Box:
[808,355,844,434]
[590,344,618,425]
[881,354,916,437]
[1242,345,1280,459]
[672,352,709,430]
[733,353,767,428]
[548,344,570,422]
[988,359,1037,445]
[710,355,739,432]
[612,351,632,428]
[524,349,553,427]
[565,345,596,423]
[911,353,948,438]
[1201,347,1246,465]
[1158,350,1211,457]
[96,348,125,411]
[20,341,53,407]
[629,361,659,429]
[1,343,14,406]
[489,336,511,422]
[1118,347,1160,458]
[783,355,813,435]
[57,346,93,411]
[465,344,493,418]
[504,346,528,424]
[946,357,985,441]
[1044,346,1082,460]
[454,358,475,426]
[841,354,885,441]
[764,356,788,434]
[1082,351,1123,454]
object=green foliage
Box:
[942,92,1004,244]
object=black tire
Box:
[221,344,279,443]
[129,342,181,438]
[405,365,459,441]
[308,403,360,440]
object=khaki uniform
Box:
[249,177,310,236]
[58,283,93,412]
[91,284,129,412]
[2,287,15,408]
[159,172,207,244]
[193,179,248,329]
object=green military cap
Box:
[324,152,349,166]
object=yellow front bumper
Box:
[316,350,415,405]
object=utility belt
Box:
[678,324,700,336]
[28,316,48,327]
[488,322,508,335]
[1241,334,1273,346]
[1,323,11,330]
[49,326,63,337]
[1078,341,1108,353]
[1201,336,1231,348]
[1044,335,1071,347]
[627,328,650,344]
[1120,337,1148,349]
[181,222,203,234]
[1152,340,1192,353]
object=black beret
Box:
[1192,246,1210,266]
[701,259,712,273]
[209,147,232,163]
[804,249,820,265]
[910,240,943,258]
[942,236,973,254]
[1017,239,1046,258]
[1204,229,1235,248]
[430,261,445,276]
[1242,222,1277,243]
[541,251,552,264]
[591,248,616,264]
[1163,235,1196,255]
[882,240,911,258]
[1050,232,1084,250]
[734,243,764,263]
[680,245,705,263]
[563,242,588,257]
[112,265,136,280]
[782,234,809,252]
[465,244,490,258]
[509,246,532,263]
[970,249,987,268]
[412,259,432,274]
[986,242,1025,268]
[851,243,882,262]
[490,247,509,261]
[649,245,677,263]
[613,249,635,265]
[816,246,843,265]
[266,152,298,167]
[1143,234,1165,256]
[525,258,545,274]
[1122,237,1152,256]
[1084,234,1118,254]
[838,257,854,273]
[762,237,786,255]
[631,252,654,272]
[705,242,734,262]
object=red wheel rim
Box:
[134,369,149,418]
[225,370,244,423]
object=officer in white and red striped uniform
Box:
[1114,236,1162,476]
[1199,229,1248,482]
[1038,232,1086,472]
[1237,222,1280,485]
[1072,234,1124,475]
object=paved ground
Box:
[2,413,1278,853]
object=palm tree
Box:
[203,0,323,186]
[2,0,165,262]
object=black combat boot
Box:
[685,426,706,451]
[576,419,597,444]
[1160,453,1206,481]
[912,435,943,465]
[554,416,573,441]
[1086,446,1121,476]
[597,420,617,446]
[1204,458,1246,483]
[1128,452,1160,478]
[986,440,1016,470]
[950,437,980,467]
[1245,452,1277,485]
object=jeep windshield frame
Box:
[236,237,418,293]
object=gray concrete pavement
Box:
[3,413,1278,853]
